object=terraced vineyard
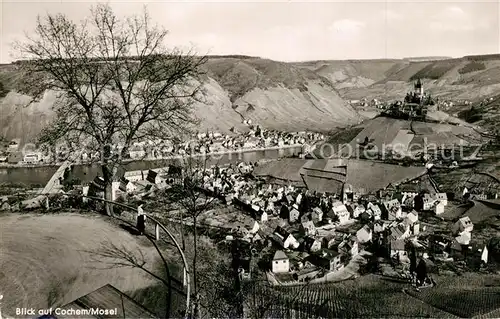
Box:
[404,274,500,318]
[405,287,500,317]
[271,275,456,318]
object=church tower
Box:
[414,78,424,97]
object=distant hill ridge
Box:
[3,52,500,143]
[403,56,453,62]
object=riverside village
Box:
[2,3,500,317]
[2,78,500,318]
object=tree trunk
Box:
[102,164,114,216]
[192,216,200,319]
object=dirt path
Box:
[0,213,161,315]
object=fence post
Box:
[183,267,187,287]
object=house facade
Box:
[356,225,373,243]
[272,250,290,273]
[390,239,408,260]
[289,208,300,223]
[274,227,300,249]
[423,194,437,211]
[300,220,316,237]
[332,201,350,225]
[23,152,42,164]
[436,193,448,206]
[312,207,323,222]
[302,236,322,253]
[434,201,445,215]
[367,202,382,220]
[383,199,402,220]
[452,216,474,235]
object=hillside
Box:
[4,53,500,143]
[294,55,500,104]
[0,58,361,144]
[454,93,500,132]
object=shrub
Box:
[458,106,483,123]
[410,63,455,80]
[458,62,486,74]
[0,81,8,98]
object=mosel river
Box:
[0,147,303,186]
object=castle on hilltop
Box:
[383,78,435,121]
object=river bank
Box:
[0,144,305,168]
[0,145,304,186]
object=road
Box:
[311,251,371,283]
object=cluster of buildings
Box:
[0,140,45,164]
[0,125,324,165]
[74,152,496,286]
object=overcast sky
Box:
[1,0,499,63]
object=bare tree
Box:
[13,3,207,215]
[160,155,220,318]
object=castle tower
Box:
[414,78,424,97]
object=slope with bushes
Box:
[5,53,500,143]
[0,57,362,143]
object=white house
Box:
[434,201,445,215]
[436,193,448,206]
[129,145,146,159]
[390,240,408,261]
[23,152,42,164]
[258,211,268,223]
[274,227,300,249]
[123,180,137,193]
[8,140,19,150]
[302,236,322,253]
[367,202,382,220]
[455,231,472,246]
[289,208,300,223]
[405,211,418,225]
[383,199,402,220]
[332,201,350,225]
[311,207,323,222]
[423,194,437,211]
[352,205,366,219]
[339,237,358,257]
[356,225,373,243]
[452,216,474,235]
[296,193,303,205]
[300,220,316,237]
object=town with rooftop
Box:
[1,2,500,319]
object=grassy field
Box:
[312,127,364,158]
[0,212,160,316]
[253,158,307,181]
